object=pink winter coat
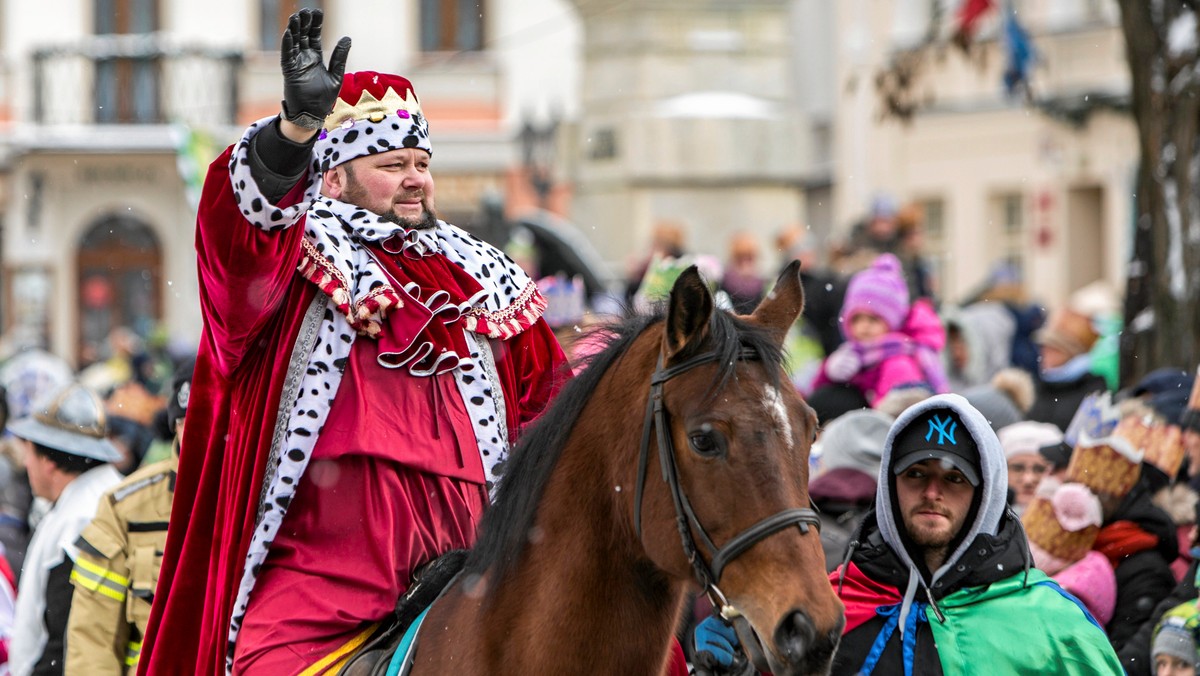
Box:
[811,298,949,405]
[1053,550,1118,627]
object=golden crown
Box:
[324,86,423,132]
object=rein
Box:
[633,347,821,619]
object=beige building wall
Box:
[5,154,191,361]
[567,0,827,276]
[0,0,583,365]
[833,0,1135,308]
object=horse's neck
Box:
[480,465,685,675]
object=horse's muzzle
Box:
[770,609,843,676]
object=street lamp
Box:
[519,116,559,211]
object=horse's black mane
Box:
[464,304,786,582]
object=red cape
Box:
[140,148,566,674]
[831,562,903,634]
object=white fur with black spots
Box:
[222,120,545,671]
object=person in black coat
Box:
[1116,539,1197,675]
[810,409,894,572]
[1097,473,1180,652]
[1027,307,1109,432]
[774,225,847,357]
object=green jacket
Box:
[930,569,1122,675]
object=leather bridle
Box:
[633,347,821,618]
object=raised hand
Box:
[279,8,351,134]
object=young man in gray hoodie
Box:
[694,394,1123,675]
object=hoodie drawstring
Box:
[896,568,920,639]
[836,539,859,597]
[836,509,874,597]
[859,602,929,676]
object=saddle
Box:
[337,549,469,676]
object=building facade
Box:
[0,0,1143,365]
[834,0,1137,307]
[0,0,582,365]
[565,0,836,278]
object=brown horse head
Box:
[444,261,843,675]
[639,261,845,675]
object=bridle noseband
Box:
[633,347,821,618]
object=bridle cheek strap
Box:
[633,349,821,599]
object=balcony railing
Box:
[32,33,243,126]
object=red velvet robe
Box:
[139,148,566,674]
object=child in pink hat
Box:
[809,254,948,407]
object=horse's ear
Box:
[664,266,713,361]
[750,259,806,343]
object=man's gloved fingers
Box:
[296,10,312,50]
[287,12,303,48]
[709,619,739,643]
[309,9,324,51]
[329,37,352,79]
[280,28,294,63]
[695,649,742,676]
[694,650,722,670]
[697,641,736,666]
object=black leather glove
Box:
[280,8,351,130]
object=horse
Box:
[399,262,844,675]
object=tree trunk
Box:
[1116,0,1200,386]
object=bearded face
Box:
[895,458,975,563]
[335,148,439,230]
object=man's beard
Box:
[380,206,438,230]
[905,504,957,549]
[341,171,438,230]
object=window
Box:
[588,128,617,161]
[916,197,946,297]
[991,192,1026,280]
[94,0,160,123]
[420,0,484,52]
[922,198,944,240]
[1002,194,1023,234]
[6,267,52,354]
[260,0,324,51]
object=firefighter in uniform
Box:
[64,359,192,674]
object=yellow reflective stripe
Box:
[70,560,129,602]
[69,569,127,602]
[74,556,131,587]
[125,640,141,667]
[297,623,377,676]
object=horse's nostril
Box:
[774,610,817,664]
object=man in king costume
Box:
[139,11,567,674]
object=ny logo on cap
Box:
[925,414,958,446]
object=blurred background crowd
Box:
[534,190,1199,676]
[0,0,1196,673]
[0,327,189,569]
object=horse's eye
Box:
[688,432,721,457]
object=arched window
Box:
[76,215,162,366]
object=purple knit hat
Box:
[840,253,910,333]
